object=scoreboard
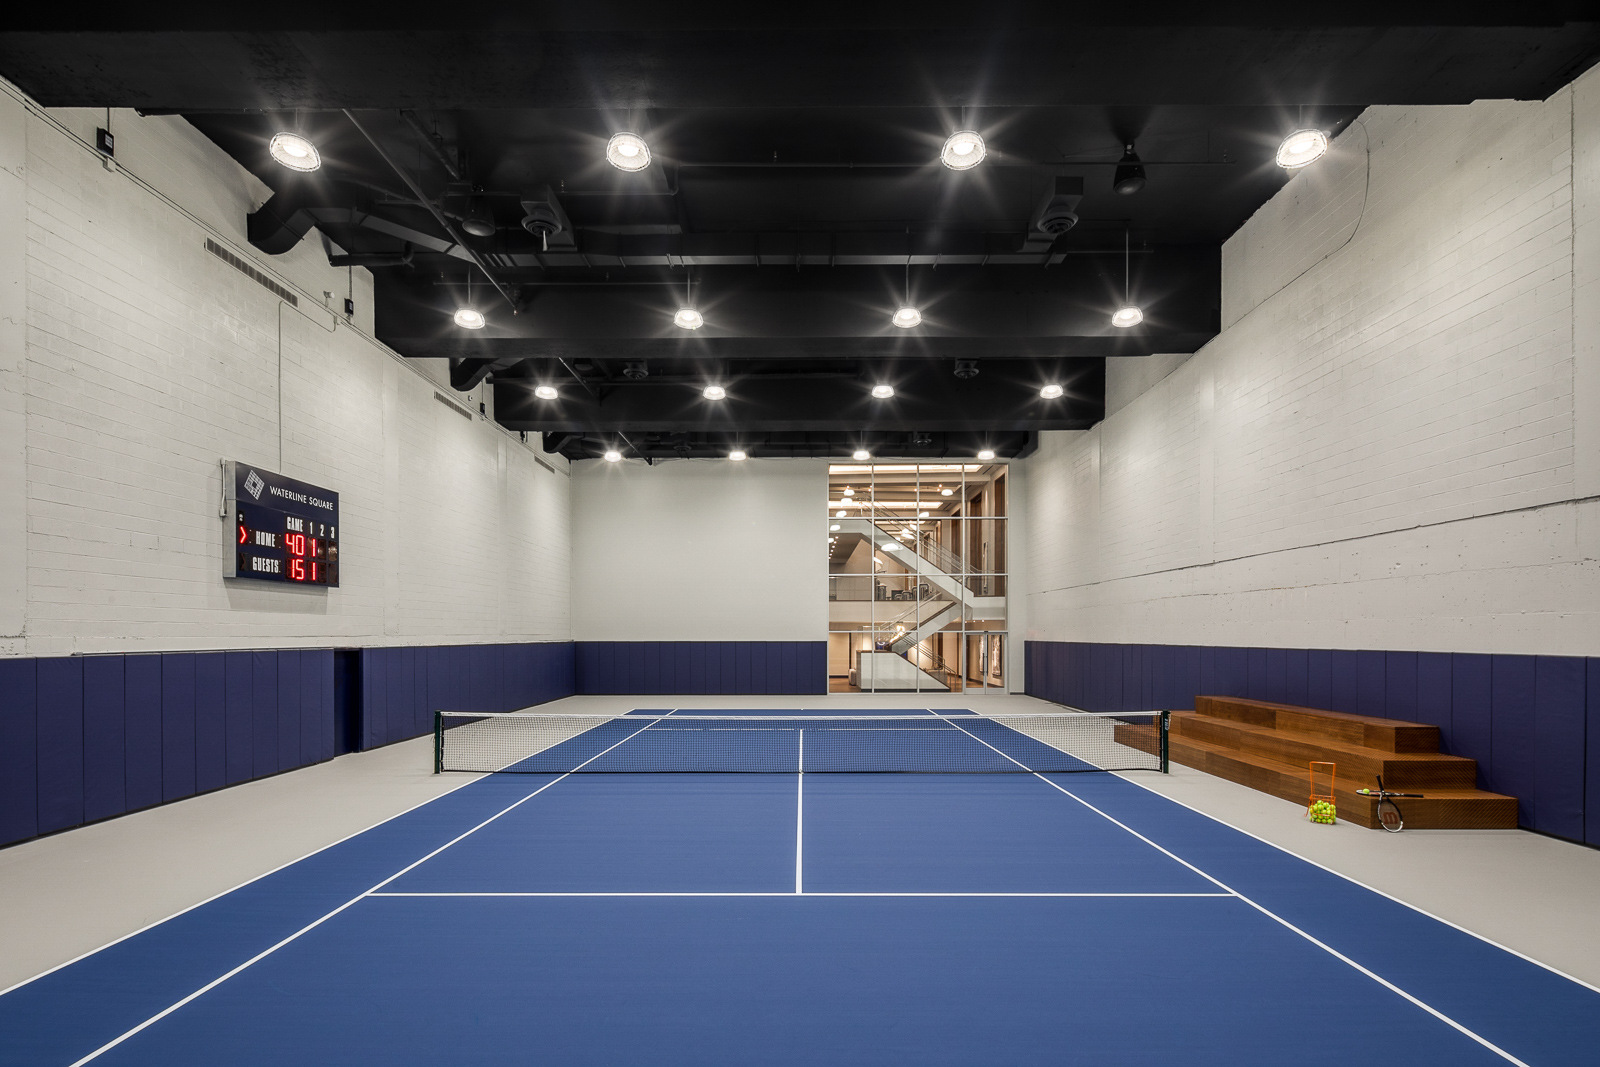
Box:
[224,461,340,586]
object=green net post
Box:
[433,710,443,774]
[1159,711,1170,773]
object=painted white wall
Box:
[1021,66,1600,657]
[571,458,827,642]
[0,79,571,656]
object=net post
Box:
[1159,711,1170,773]
[433,710,443,775]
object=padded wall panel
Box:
[1449,654,1493,784]
[36,657,84,835]
[1263,648,1289,705]
[299,650,324,767]
[1415,653,1453,739]
[1214,646,1247,698]
[1285,649,1310,707]
[1355,651,1387,717]
[160,653,197,804]
[194,653,227,795]
[359,649,386,750]
[1588,659,1600,847]
[124,655,164,811]
[224,652,253,786]
[1306,649,1332,711]
[1329,650,1359,714]
[276,652,302,771]
[0,658,39,845]
[252,651,279,778]
[1532,656,1585,841]
[82,656,126,823]
[1247,647,1268,701]
[1490,654,1537,823]
[1384,652,1418,723]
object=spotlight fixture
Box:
[835,510,847,518]
[603,449,623,463]
[702,385,727,401]
[1111,228,1143,329]
[674,267,703,329]
[853,449,871,461]
[461,198,497,238]
[941,130,986,170]
[892,306,922,328]
[1276,128,1328,169]
[268,131,321,172]
[1040,384,1064,400]
[871,384,896,399]
[729,450,747,461]
[606,132,651,171]
[977,449,996,461]
[1113,143,1146,195]
[534,385,559,400]
[918,511,930,519]
[454,273,486,330]
[842,488,854,496]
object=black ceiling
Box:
[3,5,1596,461]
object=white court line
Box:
[795,728,804,895]
[64,710,678,1067]
[367,891,1235,898]
[928,712,1532,1067]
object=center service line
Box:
[795,727,804,895]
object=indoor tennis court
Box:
[3,707,1595,1065]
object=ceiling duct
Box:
[1020,176,1083,253]
[520,186,575,248]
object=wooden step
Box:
[1170,712,1478,789]
[1195,696,1441,753]
[1167,733,1518,830]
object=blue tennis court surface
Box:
[3,708,1596,1065]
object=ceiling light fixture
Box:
[268,130,321,172]
[729,450,747,461]
[835,509,847,518]
[1039,384,1064,400]
[891,256,920,328]
[853,449,871,461]
[461,197,496,238]
[1113,143,1146,195]
[606,132,651,171]
[871,384,895,399]
[1276,128,1329,169]
[842,487,854,496]
[977,449,996,461]
[918,511,929,518]
[674,266,703,329]
[702,385,727,401]
[830,524,840,531]
[603,449,623,462]
[1112,228,1143,328]
[940,487,953,497]
[454,273,486,330]
[534,385,558,400]
[941,130,986,170]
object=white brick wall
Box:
[1021,69,1600,658]
[1,80,570,656]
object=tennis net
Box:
[434,711,1169,775]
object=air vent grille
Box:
[204,239,298,307]
[433,391,475,420]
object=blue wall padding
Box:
[1,641,575,849]
[0,658,39,846]
[572,642,827,696]
[36,657,84,834]
[1026,640,1600,844]
[194,653,227,796]
[123,655,163,814]
[160,653,197,804]
[82,655,126,823]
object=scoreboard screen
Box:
[224,461,340,587]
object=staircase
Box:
[1166,696,1518,829]
[834,517,1005,654]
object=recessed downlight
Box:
[702,385,727,401]
[1111,306,1144,328]
[606,132,651,171]
[941,131,986,170]
[842,487,854,496]
[269,131,321,172]
[453,307,486,330]
[977,449,996,461]
[940,487,953,497]
[729,450,747,461]
[1276,129,1328,169]
[853,449,871,461]
[830,523,840,531]
[1039,384,1064,400]
[918,511,929,518]
[674,307,704,330]
[603,449,623,462]
[871,384,896,399]
[891,306,922,329]
[534,385,558,400]
[835,509,847,518]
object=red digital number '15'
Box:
[290,559,307,581]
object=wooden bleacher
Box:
[1164,696,1518,829]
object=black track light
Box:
[1113,143,1146,196]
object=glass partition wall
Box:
[827,462,1008,694]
